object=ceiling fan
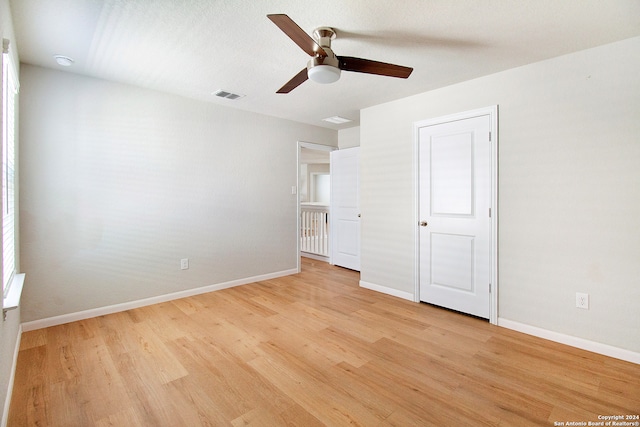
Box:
[267,14,413,93]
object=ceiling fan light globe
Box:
[308,65,341,84]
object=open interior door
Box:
[330,147,360,271]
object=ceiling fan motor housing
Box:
[307,27,341,83]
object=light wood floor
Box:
[9,258,640,426]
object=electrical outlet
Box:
[181,258,189,270]
[576,292,589,309]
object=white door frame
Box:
[413,106,499,324]
[297,141,337,272]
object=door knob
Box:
[420,221,428,227]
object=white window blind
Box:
[2,39,18,299]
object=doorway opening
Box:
[297,142,337,272]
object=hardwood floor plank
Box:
[8,258,640,426]
[231,405,325,427]
[129,321,189,384]
[352,360,478,425]
[112,351,187,426]
[263,318,340,364]
[372,337,465,393]
[328,361,401,420]
[318,327,376,368]
[138,302,194,341]
[248,353,387,426]
[453,373,554,426]
[293,300,387,343]
[74,337,130,423]
[95,407,146,427]
[219,288,280,318]
[11,346,51,426]
[96,312,145,356]
[598,375,640,408]
[165,336,287,421]
[47,380,92,427]
[470,346,634,419]
[379,407,442,427]
[268,302,330,333]
[18,328,47,351]
[190,317,267,363]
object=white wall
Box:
[338,126,360,148]
[19,64,337,322]
[301,163,330,203]
[360,37,640,353]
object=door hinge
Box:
[489,283,492,293]
[489,131,492,142]
[489,208,492,218]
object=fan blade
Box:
[277,68,309,93]
[267,14,326,57]
[337,56,413,78]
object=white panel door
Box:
[419,114,492,318]
[331,147,360,271]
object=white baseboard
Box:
[359,280,414,302]
[21,268,298,332]
[300,252,330,262]
[498,318,640,365]
[2,324,22,427]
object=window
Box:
[2,39,18,300]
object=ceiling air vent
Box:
[213,90,245,100]
[322,116,352,124]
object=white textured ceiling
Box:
[9,0,640,129]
